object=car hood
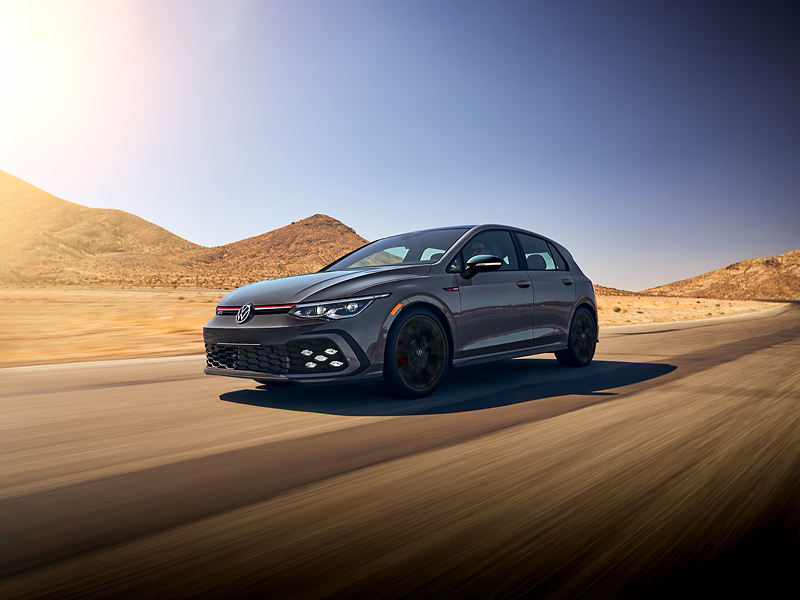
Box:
[218,265,431,306]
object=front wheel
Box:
[382,307,449,398]
[555,307,597,367]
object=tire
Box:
[381,306,449,398]
[555,307,597,367]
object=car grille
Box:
[205,338,349,375]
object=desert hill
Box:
[0,170,367,288]
[593,285,637,297]
[0,169,200,267]
[643,248,800,300]
[187,214,368,287]
[186,215,367,283]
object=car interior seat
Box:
[527,254,547,270]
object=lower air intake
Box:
[205,338,348,375]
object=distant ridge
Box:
[593,285,637,297]
[6,170,793,297]
[643,248,800,301]
[0,169,367,288]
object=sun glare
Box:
[0,2,89,143]
[0,0,150,174]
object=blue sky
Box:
[1,0,798,290]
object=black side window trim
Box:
[510,231,527,271]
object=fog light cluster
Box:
[279,340,350,373]
[302,348,340,369]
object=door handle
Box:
[516,280,531,288]
[562,278,573,285]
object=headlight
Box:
[288,294,390,320]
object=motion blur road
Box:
[1,305,799,598]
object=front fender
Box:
[363,278,461,373]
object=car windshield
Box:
[324,228,470,271]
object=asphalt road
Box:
[1,305,799,598]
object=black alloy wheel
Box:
[555,307,597,367]
[382,307,449,398]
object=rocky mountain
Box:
[0,170,367,288]
[643,248,800,300]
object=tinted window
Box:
[517,233,563,271]
[448,230,519,272]
[325,228,468,270]
[547,241,568,270]
[420,247,446,261]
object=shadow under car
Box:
[220,358,676,417]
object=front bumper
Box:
[203,324,373,382]
[204,366,291,382]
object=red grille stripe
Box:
[255,305,295,309]
[216,305,295,311]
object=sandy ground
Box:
[596,294,771,325]
[0,288,780,367]
[0,288,221,367]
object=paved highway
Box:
[1,305,798,598]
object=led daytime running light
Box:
[288,294,390,320]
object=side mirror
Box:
[462,254,502,279]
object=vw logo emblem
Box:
[236,303,253,324]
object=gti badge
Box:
[236,303,254,324]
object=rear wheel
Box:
[555,307,597,367]
[382,307,449,398]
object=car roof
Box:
[408,224,540,234]
[461,223,547,239]
[403,225,477,232]
[389,224,551,241]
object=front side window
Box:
[448,230,519,272]
[325,228,468,271]
[517,233,566,271]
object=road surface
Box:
[1,305,799,598]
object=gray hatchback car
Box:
[204,225,597,397]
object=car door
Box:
[514,233,575,347]
[449,230,534,357]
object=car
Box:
[204,224,597,397]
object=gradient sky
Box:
[1,0,798,290]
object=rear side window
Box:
[517,233,566,271]
[448,230,519,272]
[547,242,568,270]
